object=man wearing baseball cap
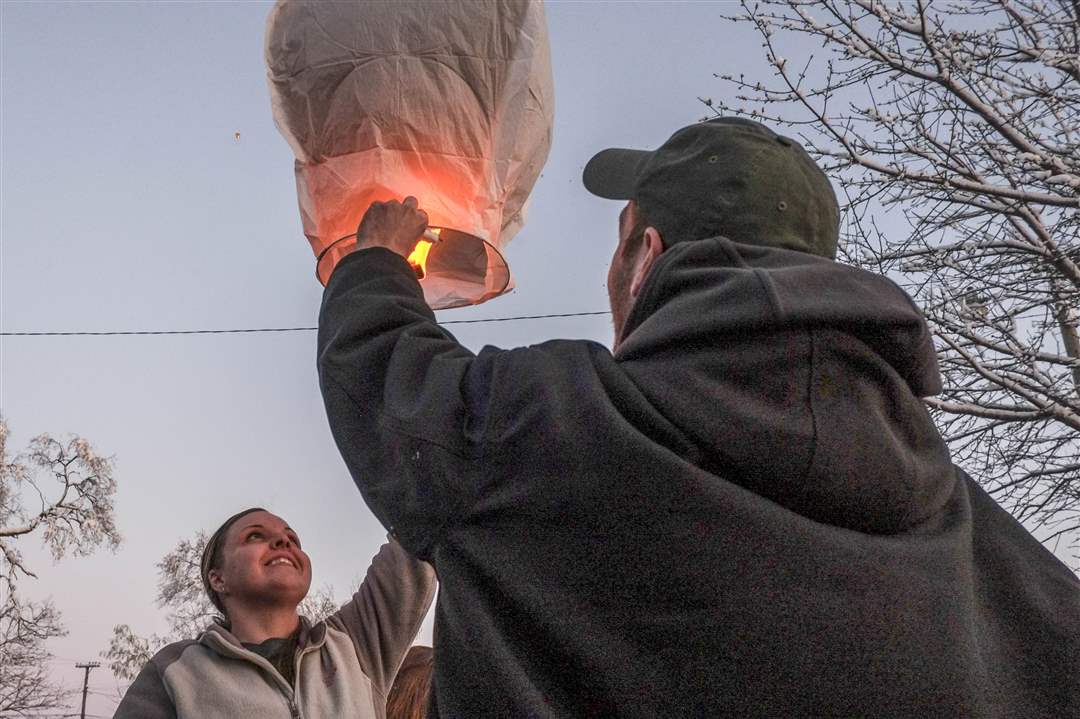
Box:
[318,117,1080,717]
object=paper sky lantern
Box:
[265,0,554,309]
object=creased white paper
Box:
[266,0,554,308]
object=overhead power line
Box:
[3,326,318,337]
[0,311,611,337]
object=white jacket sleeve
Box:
[326,537,437,697]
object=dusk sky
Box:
[3,2,1073,717]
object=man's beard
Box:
[608,264,633,351]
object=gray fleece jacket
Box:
[113,539,436,719]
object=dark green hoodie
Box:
[318,238,1080,718]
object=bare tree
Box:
[0,417,121,716]
[707,0,1079,548]
[105,531,341,681]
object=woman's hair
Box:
[386,645,434,719]
[199,507,267,615]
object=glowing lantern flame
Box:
[408,228,441,279]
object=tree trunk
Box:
[1057,301,1080,395]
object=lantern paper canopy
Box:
[265,0,554,309]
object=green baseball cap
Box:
[582,117,840,259]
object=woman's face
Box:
[209,510,312,611]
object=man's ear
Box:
[629,227,665,298]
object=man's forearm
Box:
[318,246,486,556]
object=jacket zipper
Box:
[201,631,304,718]
[288,660,303,719]
[200,624,325,719]
[288,635,315,719]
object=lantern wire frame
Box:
[315,226,512,310]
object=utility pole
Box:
[75,661,100,719]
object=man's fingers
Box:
[355,196,429,256]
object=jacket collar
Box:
[200,615,327,658]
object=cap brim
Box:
[583,148,652,200]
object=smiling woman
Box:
[112,508,437,719]
[201,508,311,636]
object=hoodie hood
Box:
[616,237,954,534]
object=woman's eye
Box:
[245,532,262,542]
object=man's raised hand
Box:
[355,196,429,259]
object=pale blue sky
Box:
[2,1,781,714]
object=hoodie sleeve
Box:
[317,248,500,557]
[326,537,437,698]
